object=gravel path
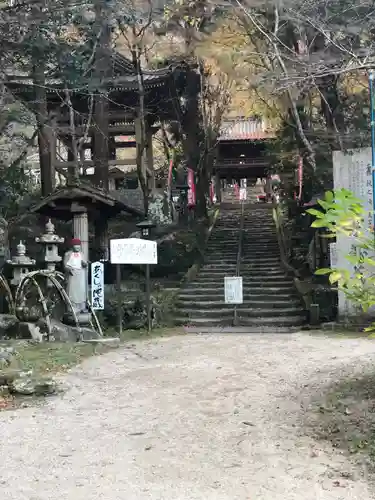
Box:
[1,332,375,500]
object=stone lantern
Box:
[7,241,36,286]
[35,219,64,273]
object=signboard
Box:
[333,147,373,316]
[110,238,157,265]
[329,242,337,268]
[224,277,243,304]
[91,261,104,310]
[239,188,247,201]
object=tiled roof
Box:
[5,52,182,94]
[219,119,273,141]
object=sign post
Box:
[224,277,243,304]
[116,264,122,336]
[239,187,247,201]
[110,237,158,333]
[91,261,104,310]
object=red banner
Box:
[209,182,214,203]
[298,155,303,200]
[187,168,196,207]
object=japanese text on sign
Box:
[224,277,243,304]
[91,261,104,310]
[110,238,158,265]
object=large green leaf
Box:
[329,271,342,284]
[306,208,324,217]
[315,268,332,275]
[311,219,328,228]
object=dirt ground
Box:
[1,332,375,500]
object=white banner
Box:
[91,261,104,310]
[110,238,157,265]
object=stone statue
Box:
[63,238,87,313]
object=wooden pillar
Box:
[71,203,89,301]
[94,218,109,261]
[135,117,146,182]
[50,117,57,188]
[72,207,89,262]
[31,2,54,197]
[92,0,110,191]
[215,172,221,203]
[145,124,155,191]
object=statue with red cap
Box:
[63,237,88,313]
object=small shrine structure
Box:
[6,52,199,259]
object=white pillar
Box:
[73,211,89,262]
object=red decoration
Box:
[187,168,196,207]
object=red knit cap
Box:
[71,238,81,245]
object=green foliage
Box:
[103,288,178,330]
[307,189,375,322]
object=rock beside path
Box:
[9,376,57,396]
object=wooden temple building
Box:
[6,52,199,259]
[213,118,275,201]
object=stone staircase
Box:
[176,204,306,330]
[176,208,241,326]
[236,206,306,328]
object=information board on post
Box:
[91,261,104,310]
[224,277,243,304]
[110,238,158,265]
[239,188,247,201]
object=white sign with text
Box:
[224,277,243,304]
[91,261,104,310]
[110,238,158,265]
[333,148,373,317]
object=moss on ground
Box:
[306,369,375,471]
[2,327,184,377]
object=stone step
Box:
[235,306,303,317]
[242,243,279,248]
[204,259,238,264]
[240,271,287,278]
[177,299,301,309]
[237,315,305,327]
[175,317,234,327]
[240,257,281,262]
[241,264,283,269]
[201,263,238,269]
[178,308,234,318]
[190,279,295,293]
[179,290,298,300]
[242,253,280,258]
[192,275,291,284]
[208,244,238,249]
[198,270,286,278]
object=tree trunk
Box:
[93,0,110,190]
[132,45,150,217]
[195,170,208,219]
[33,59,54,197]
